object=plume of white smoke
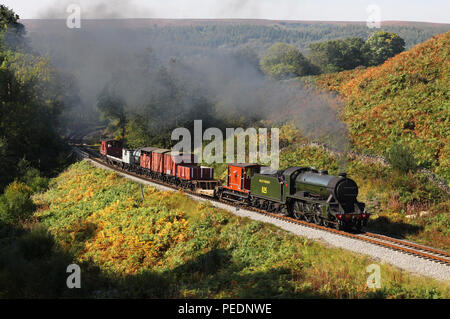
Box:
[26,0,351,156]
[38,0,153,19]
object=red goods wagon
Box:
[177,165,214,181]
[100,139,122,158]
[141,153,151,169]
[151,149,170,174]
[163,152,197,177]
[139,147,159,170]
[224,163,261,193]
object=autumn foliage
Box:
[29,162,449,298]
[316,32,449,179]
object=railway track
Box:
[73,145,450,266]
[251,210,450,265]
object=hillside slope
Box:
[2,161,442,298]
[316,31,449,179]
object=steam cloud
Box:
[37,0,285,20]
[38,0,153,19]
[25,1,350,153]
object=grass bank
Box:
[1,161,445,298]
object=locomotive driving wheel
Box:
[303,203,316,223]
[292,201,304,220]
[313,205,324,225]
[261,201,269,211]
[313,214,322,225]
[293,210,303,220]
[304,214,312,223]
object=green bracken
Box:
[1,161,443,298]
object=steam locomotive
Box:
[100,139,369,231]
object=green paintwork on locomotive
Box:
[295,173,334,198]
[249,167,363,219]
[250,174,285,202]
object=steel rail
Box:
[363,232,450,258]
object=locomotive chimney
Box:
[339,172,347,178]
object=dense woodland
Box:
[86,22,448,52]
[0,7,75,193]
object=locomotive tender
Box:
[100,139,369,231]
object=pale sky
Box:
[2,0,449,23]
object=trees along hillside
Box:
[309,37,366,73]
[315,32,449,180]
[364,31,406,66]
[0,5,70,193]
[260,42,318,79]
[308,31,406,73]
